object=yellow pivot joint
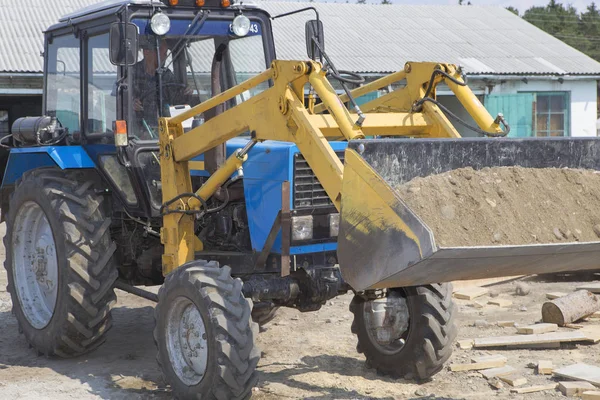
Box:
[187,141,255,211]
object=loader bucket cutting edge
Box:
[338,137,600,291]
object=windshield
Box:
[129,16,268,139]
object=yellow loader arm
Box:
[157,60,499,272]
[158,60,600,290]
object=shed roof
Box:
[262,1,600,75]
[1,0,600,76]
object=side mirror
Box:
[109,22,139,66]
[305,20,324,60]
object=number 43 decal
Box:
[229,23,260,34]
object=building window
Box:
[533,92,569,137]
[0,110,8,136]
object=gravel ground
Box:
[1,220,599,399]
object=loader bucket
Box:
[338,137,600,291]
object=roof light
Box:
[196,0,205,5]
[169,0,179,5]
[231,14,250,36]
[221,0,231,7]
[151,13,171,35]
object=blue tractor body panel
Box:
[2,146,95,185]
[3,139,346,257]
[223,138,347,255]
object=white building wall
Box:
[490,79,598,137]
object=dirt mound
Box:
[396,166,600,246]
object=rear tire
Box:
[154,261,260,400]
[4,168,118,357]
[350,283,457,380]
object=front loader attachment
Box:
[338,137,600,291]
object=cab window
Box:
[87,33,117,135]
[46,35,81,135]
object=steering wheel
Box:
[136,82,188,101]
[326,69,366,85]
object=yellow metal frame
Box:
[158,60,506,275]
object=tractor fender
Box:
[2,145,95,187]
[0,146,95,220]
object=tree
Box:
[516,1,600,62]
[506,6,519,15]
[578,2,600,60]
[357,0,366,4]
[381,0,391,4]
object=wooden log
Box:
[542,290,600,326]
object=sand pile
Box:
[396,166,600,247]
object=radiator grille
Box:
[293,151,344,209]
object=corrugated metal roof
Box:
[261,1,600,75]
[0,0,95,73]
[2,0,600,75]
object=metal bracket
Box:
[253,181,291,276]
[255,210,281,270]
[281,181,291,277]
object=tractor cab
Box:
[39,0,275,216]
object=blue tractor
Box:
[14,0,593,398]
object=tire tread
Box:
[154,262,259,400]
[3,168,118,357]
[350,283,457,380]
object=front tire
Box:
[4,168,118,357]
[154,261,260,400]
[350,283,457,380]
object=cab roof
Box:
[59,0,163,22]
[59,0,260,23]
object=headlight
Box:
[151,13,171,36]
[291,215,313,241]
[329,213,340,237]
[231,14,251,37]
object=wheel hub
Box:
[34,244,56,290]
[363,291,409,353]
[166,296,209,386]
[12,201,59,329]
